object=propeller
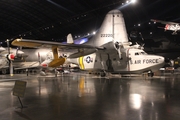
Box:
[6,39,15,76]
[114,41,123,59]
[38,52,41,65]
[131,42,144,49]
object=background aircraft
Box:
[0,35,76,75]
[0,47,54,74]
[12,48,51,71]
[12,9,165,77]
[151,19,180,35]
[0,46,24,74]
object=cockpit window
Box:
[135,52,147,55]
[140,52,147,55]
[135,53,139,55]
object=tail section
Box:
[85,9,129,48]
[67,33,74,44]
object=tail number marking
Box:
[101,34,114,37]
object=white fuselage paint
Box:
[67,48,164,73]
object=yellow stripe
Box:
[52,46,58,59]
[12,39,42,47]
[79,57,84,69]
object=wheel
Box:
[1,69,7,74]
[100,72,106,77]
[148,71,154,77]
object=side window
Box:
[135,53,139,55]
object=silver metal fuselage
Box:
[13,48,52,69]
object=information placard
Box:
[13,80,27,98]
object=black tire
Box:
[100,72,106,77]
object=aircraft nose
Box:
[158,56,165,64]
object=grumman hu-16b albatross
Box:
[151,19,180,35]
[12,9,165,77]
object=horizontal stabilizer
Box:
[67,33,74,44]
[68,49,97,58]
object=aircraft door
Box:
[118,50,128,69]
[126,49,131,71]
[96,52,113,71]
[106,54,114,72]
[99,52,114,71]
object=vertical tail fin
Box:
[86,9,129,47]
[67,33,74,44]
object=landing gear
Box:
[148,71,154,77]
[172,31,177,35]
[100,71,106,77]
[1,69,7,74]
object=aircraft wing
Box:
[0,66,9,69]
[12,39,105,58]
[13,61,40,70]
[14,66,39,70]
[12,39,104,50]
[151,19,179,25]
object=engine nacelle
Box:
[41,63,48,68]
[7,54,15,60]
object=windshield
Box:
[135,52,147,55]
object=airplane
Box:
[0,46,24,74]
[0,46,54,74]
[12,48,51,70]
[151,19,180,35]
[12,9,165,77]
[13,37,76,75]
[0,35,76,75]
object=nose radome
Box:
[158,56,165,63]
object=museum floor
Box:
[0,72,180,120]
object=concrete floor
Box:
[0,72,180,120]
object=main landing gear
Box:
[147,71,154,77]
[100,71,106,77]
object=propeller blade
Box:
[10,60,13,76]
[6,39,14,76]
[15,47,19,57]
[38,52,41,64]
[6,39,10,54]
[114,42,123,59]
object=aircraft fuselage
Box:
[67,48,164,74]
